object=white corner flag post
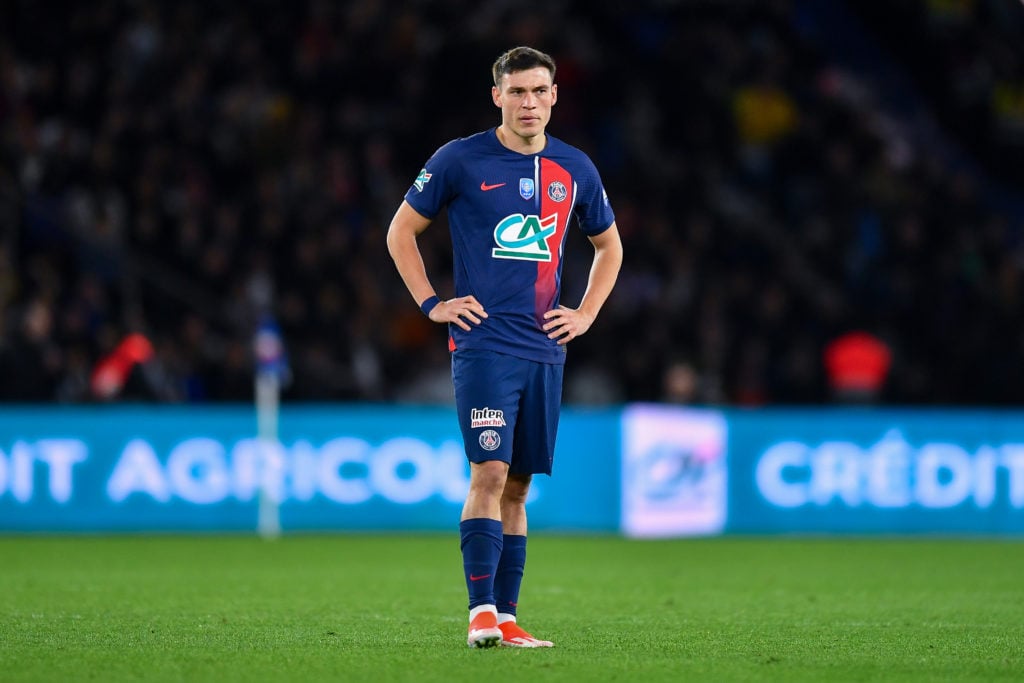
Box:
[254,317,286,540]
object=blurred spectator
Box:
[0,297,63,401]
[823,331,892,403]
[661,358,704,405]
[90,332,155,400]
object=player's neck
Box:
[496,125,545,155]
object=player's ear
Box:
[492,86,501,107]
[551,83,557,106]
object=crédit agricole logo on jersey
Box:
[492,213,560,261]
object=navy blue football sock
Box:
[494,534,527,617]
[460,518,504,610]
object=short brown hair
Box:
[491,46,556,87]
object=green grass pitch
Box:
[1,534,1022,682]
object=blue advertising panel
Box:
[0,405,620,533]
[726,409,1024,534]
[6,405,1024,535]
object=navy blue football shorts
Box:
[452,348,564,476]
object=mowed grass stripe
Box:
[0,536,1022,682]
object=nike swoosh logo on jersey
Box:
[480,181,506,191]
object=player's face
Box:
[492,67,557,142]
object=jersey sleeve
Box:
[572,155,615,236]
[403,140,462,219]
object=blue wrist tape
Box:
[420,295,441,316]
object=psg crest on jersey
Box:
[479,429,501,451]
[547,181,567,202]
[519,178,535,200]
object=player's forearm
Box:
[577,238,623,321]
[386,202,437,307]
[387,233,436,306]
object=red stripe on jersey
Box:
[535,158,573,323]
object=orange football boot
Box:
[467,610,502,648]
[498,619,554,648]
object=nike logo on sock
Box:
[480,181,505,191]
[469,573,491,581]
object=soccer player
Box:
[386,46,623,648]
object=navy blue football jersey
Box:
[404,128,615,364]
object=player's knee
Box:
[469,460,509,497]
[502,474,532,506]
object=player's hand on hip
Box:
[431,296,488,331]
[542,305,594,345]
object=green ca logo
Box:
[492,213,559,261]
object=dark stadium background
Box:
[2,0,1022,407]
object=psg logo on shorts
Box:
[479,429,501,451]
[547,181,567,202]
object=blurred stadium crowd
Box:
[1,0,1022,405]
